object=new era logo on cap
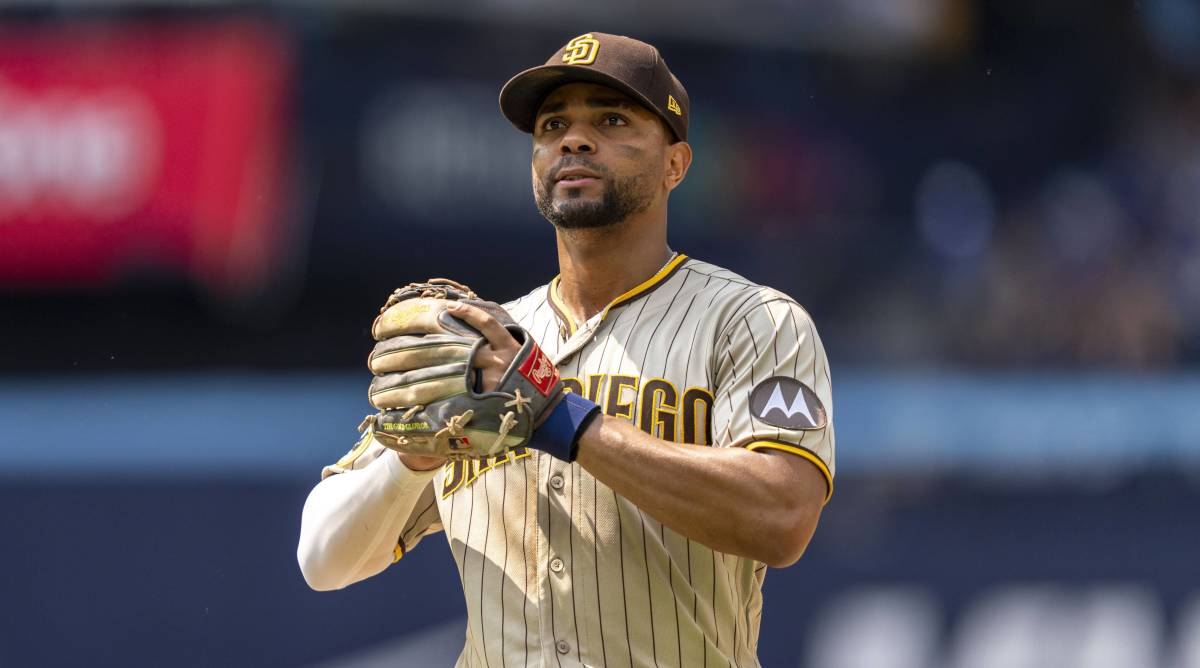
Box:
[667,95,682,116]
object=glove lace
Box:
[444,410,475,436]
[401,405,424,422]
[504,389,532,415]
[490,411,518,451]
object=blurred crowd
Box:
[1,1,1197,373]
[667,2,1200,370]
[874,81,1199,369]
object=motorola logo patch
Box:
[749,377,827,430]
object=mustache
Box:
[547,158,609,183]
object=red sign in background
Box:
[0,20,293,296]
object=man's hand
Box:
[447,302,522,392]
[362,277,578,461]
[394,303,517,471]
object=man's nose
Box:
[559,125,595,154]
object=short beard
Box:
[534,168,653,230]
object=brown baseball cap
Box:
[499,32,689,143]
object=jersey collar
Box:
[547,253,690,339]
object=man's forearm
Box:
[297,451,436,590]
[574,416,826,567]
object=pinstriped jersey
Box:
[331,254,835,667]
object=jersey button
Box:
[550,557,564,573]
[556,640,570,654]
[549,475,564,490]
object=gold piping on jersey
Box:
[546,254,691,336]
[599,253,689,319]
[547,278,578,337]
[392,537,407,563]
[332,430,374,471]
[745,439,834,504]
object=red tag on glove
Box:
[517,343,559,396]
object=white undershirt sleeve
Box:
[297,446,438,591]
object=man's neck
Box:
[554,218,673,324]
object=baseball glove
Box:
[361,278,565,460]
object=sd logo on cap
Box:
[562,33,600,66]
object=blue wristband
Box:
[530,392,602,462]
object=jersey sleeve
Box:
[710,295,835,502]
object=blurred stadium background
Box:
[2,0,1199,666]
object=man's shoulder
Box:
[680,257,801,318]
[681,259,822,364]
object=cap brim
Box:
[499,64,673,139]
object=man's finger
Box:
[449,302,517,350]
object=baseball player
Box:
[298,32,834,668]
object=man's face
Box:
[531,82,671,229]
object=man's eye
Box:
[602,114,627,126]
[542,118,565,131]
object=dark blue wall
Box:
[4,472,1194,667]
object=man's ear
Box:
[664,141,693,191]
